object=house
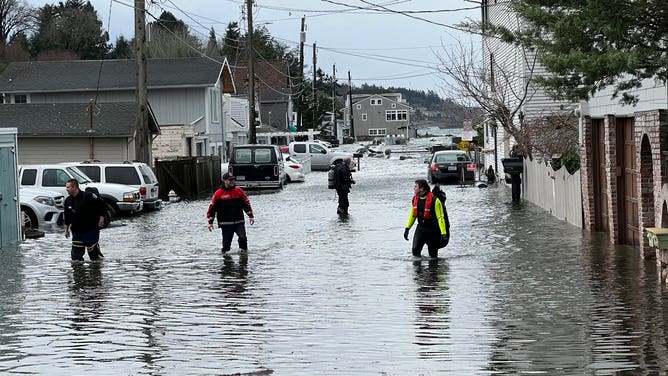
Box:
[0,57,236,160]
[0,102,159,163]
[481,1,575,176]
[224,94,250,148]
[230,59,293,132]
[344,93,413,141]
[580,78,668,254]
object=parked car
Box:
[288,141,355,171]
[19,187,64,229]
[228,144,286,190]
[427,150,476,184]
[283,154,305,183]
[19,164,143,219]
[63,161,162,210]
[319,134,340,147]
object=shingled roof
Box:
[0,102,159,137]
[0,57,235,94]
[231,59,291,100]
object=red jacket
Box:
[206,186,253,226]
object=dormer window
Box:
[370,98,382,105]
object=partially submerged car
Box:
[427,150,476,184]
[283,154,306,183]
[19,187,64,229]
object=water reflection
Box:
[413,258,450,360]
[220,252,249,296]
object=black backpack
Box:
[85,186,111,228]
[431,185,451,248]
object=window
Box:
[309,144,326,154]
[106,166,141,185]
[391,103,396,108]
[293,144,306,153]
[356,104,361,109]
[368,128,387,136]
[139,165,157,183]
[370,98,382,105]
[76,166,101,182]
[21,169,37,185]
[13,94,28,104]
[362,113,367,121]
[42,169,70,187]
[209,88,221,123]
[254,149,272,163]
[385,110,408,121]
[234,148,252,163]
[490,53,496,92]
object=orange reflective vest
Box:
[412,192,434,220]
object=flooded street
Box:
[3,153,668,375]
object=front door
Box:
[619,118,639,248]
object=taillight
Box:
[287,164,300,169]
[430,164,439,171]
[140,187,147,198]
[274,166,279,176]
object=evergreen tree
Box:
[206,27,219,57]
[146,11,201,58]
[221,21,240,62]
[30,0,109,60]
[108,35,132,59]
[486,0,668,104]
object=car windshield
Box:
[66,166,93,184]
[435,153,468,163]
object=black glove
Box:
[440,233,450,248]
[403,228,410,241]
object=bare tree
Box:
[0,0,34,54]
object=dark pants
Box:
[336,188,350,214]
[511,173,522,203]
[221,222,248,253]
[412,225,440,258]
[71,228,103,261]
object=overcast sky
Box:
[25,0,481,95]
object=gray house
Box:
[0,57,236,160]
[0,102,158,164]
[344,93,413,141]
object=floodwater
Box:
[2,152,668,375]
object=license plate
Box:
[447,166,457,171]
[236,176,245,180]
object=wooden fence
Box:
[154,156,221,201]
[522,156,583,228]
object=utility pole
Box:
[348,70,355,141]
[312,42,317,129]
[134,0,150,163]
[332,64,336,137]
[297,16,305,130]
[246,0,256,144]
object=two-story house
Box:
[344,93,413,141]
[0,57,235,162]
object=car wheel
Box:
[21,206,38,229]
[286,174,292,183]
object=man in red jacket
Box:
[207,173,255,254]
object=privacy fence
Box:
[522,157,583,228]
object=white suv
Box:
[66,161,162,210]
[19,164,143,218]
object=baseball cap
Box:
[223,172,236,180]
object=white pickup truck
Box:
[18,164,143,219]
[288,141,355,171]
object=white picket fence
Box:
[521,157,583,228]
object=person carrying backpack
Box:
[403,179,448,258]
[334,156,355,215]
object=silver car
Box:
[19,187,64,229]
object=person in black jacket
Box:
[334,156,355,215]
[64,179,107,261]
[207,172,255,254]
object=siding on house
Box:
[18,138,129,164]
[153,125,195,159]
[584,77,668,117]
